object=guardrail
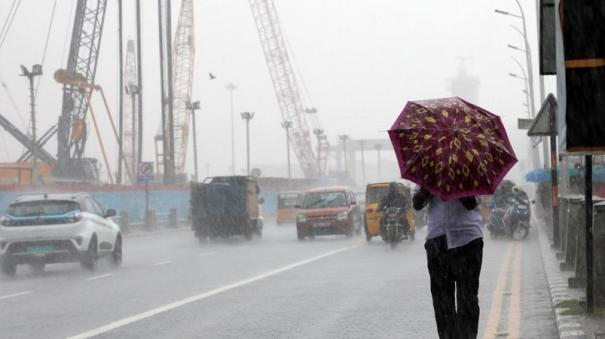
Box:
[114,208,189,233]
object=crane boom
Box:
[172,0,195,175]
[249,0,319,178]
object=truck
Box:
[190,176,263,241]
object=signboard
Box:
[137,162,154,182]
[517,118,534,130]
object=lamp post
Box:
[360,140,366,185]
[281,120,292,179]
[241,112,255,175]
[495,2,535,117]
[20,64,43,184]
[375,144,382,180]
[226,83,237,175]
[187,100,201,181]
[313,128,324,177]
[339,135,349,176]
[508,56,531,118]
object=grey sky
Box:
[0,0,554,182]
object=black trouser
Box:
[424,236,483,339]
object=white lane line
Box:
[0,291,33,301]
[85,273,114,281]
[198,252,216,258]
[152,260,173,266]
[67,243,361,339]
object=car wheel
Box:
[409,230,416,241]
[81,236,98,271]
[111,235,123,267]
[1,258,16,276]
[244,223,253,240]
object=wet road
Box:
[0,222,557,338]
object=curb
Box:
[537,227,587,339]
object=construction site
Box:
[0,0,408,221]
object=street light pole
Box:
[375,144,382,180]
[187,100,201,181]
[281,121,292,179]
[509,56,530,118]
[20,64,43,184]
[360,140,366,185]
[226,83,237,175]
[241,112,255,175]
[313,128,324,177]
[339,135,349,176]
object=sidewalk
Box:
[537,222,605,339]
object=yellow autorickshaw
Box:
[364,182,415,242]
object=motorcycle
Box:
[487,188,531,240]
[381,207,414,248]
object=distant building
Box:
[446,58,480,102]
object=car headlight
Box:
[337,211,348,220]
[297,214,307,223]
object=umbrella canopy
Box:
[388,97,518,201]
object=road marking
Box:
[506,243,523,339]
[152,260,173,266]
[85,273,114,281]
[198,252,216,258]
[66,243,361,339]
[0,291,33,301]
[482,242,515,339]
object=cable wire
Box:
[0,0,21,52]
[34,0,58,100]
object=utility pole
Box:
[360,140,366,185]
[117,0,124,184]
[282,121,292,179]
[339,135,349,176]
[127,84,138,180]
[187,101,201,181]
[313,128,324,177]
[20,64,43,184]
[375,144,382,180]
[136,0,143,167]
[226,83,237,175]
[241,112,255,175]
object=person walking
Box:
[413,186,483,339]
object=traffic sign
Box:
[138,162,154,182]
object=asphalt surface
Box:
[0,222,557,338]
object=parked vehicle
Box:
[486,187,531,240]
[276,192,303,225]
[0,193,122,276]
[364,182,415,242]
[191,176,263,241]
[381,206,412,248]
[296,187,362,240]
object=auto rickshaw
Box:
[276,191,303,225]
[364,182,415,242]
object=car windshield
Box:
[303,191,347,209]
[367,187,389,204]
[7,200,79,217]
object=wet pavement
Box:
[0,222,557,338]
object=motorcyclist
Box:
[379,182,410,232]
[491,180,522,236]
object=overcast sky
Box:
[0,0,555,184]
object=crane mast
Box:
[249,0,322,178]
[56,0,107,181]
[172,0,195,175]
[123,40,138,184]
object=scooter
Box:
[381,207,414,249]
[487,188,531,240]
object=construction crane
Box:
[172,0,195,176]
[249,0,328,178]
[123,40,138,184]
[55,0,108,181]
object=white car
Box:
[0,192,122,276]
